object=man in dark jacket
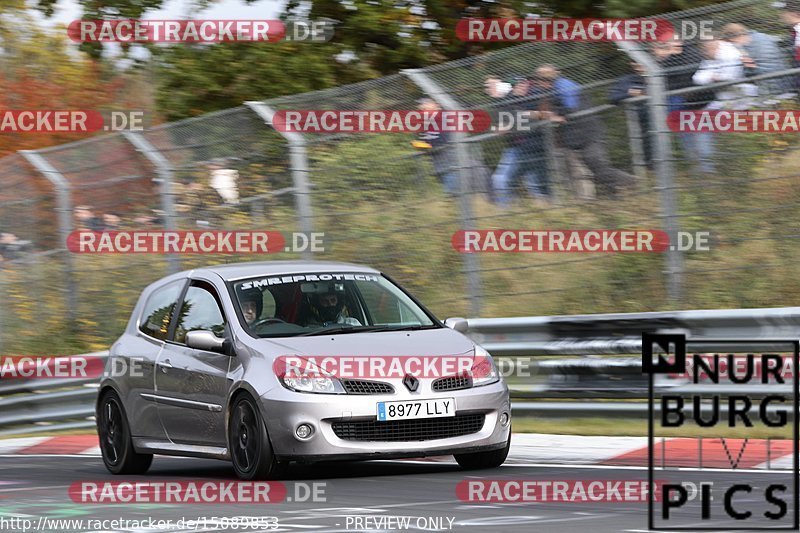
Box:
[650,39,718,174]
[534,64,637,198]
[486,76,551,206]
[610,61,652,168]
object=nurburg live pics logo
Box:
[642,333,800,530]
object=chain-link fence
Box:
[3,0,800,353]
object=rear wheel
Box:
[97,390,153,475]
[229,395,285,480]
[454,432,511,470]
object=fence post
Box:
[245,101,314,260]
[623,101,648,180]
[616,42,684,303]
[542,122,565,205]
[123,132,181,274]
[402,68,482,316]
[19,150,77,324]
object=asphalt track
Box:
[0,454,795,533]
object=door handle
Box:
[160,359,173,373]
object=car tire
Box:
[454,431,511,470]
[97,390,153,475]
[229,394,285,480]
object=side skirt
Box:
[132,437,230,461]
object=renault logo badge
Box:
[403,373,419,392]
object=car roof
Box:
[187,260,381,282]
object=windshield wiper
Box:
[379,324,439,331]
[297,325,391,337]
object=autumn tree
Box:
[0,10,156,156]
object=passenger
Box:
[240,290,263,325]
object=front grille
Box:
[342,379,395,395]
[432,375,472,392]
[331,413,485,442]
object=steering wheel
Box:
[251,317,286,328]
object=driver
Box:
[240,290,262,325]
[305,283,361,327]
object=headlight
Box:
[281,375,346,394]
[471,345,500,387]
[279,358,346,394]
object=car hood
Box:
[252,327,474,357]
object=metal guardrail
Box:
[0,306,797,435]
[464,306,800,355]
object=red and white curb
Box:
[0,433,792,469]
[0,435,101,456]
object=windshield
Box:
[230,272,438,338]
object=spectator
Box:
[102,213,121,230]
[534,64,637,198]
[721,22,791,98]
[412,98,457,195]
[484,76,513,98]
[0,233,17,261]
[133,209,164,227]
[780,0,800,69]
[151,209,165,226]
[208,160,240,205]
[690,37,748,174]
[74,205,103,231]
[650,38,718,174]
[692,37,749,105]
[610,61,653,168]
[133,214,156,226]
[0,232,31,261]
[652,38,709,109]
[485,75,551,206]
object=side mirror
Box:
[185,330,228,354]
[444,317,469,333]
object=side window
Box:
[173,283,226,344]
[139,280,185,341]
[262,290,277,318]
[357,281,401,324]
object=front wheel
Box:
[97,390,153,475]
[229,395,285,480]
[454,432,511,470]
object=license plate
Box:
[376,398,456,421]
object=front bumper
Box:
[260,380,511,461]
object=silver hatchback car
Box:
[97,261,511,479]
